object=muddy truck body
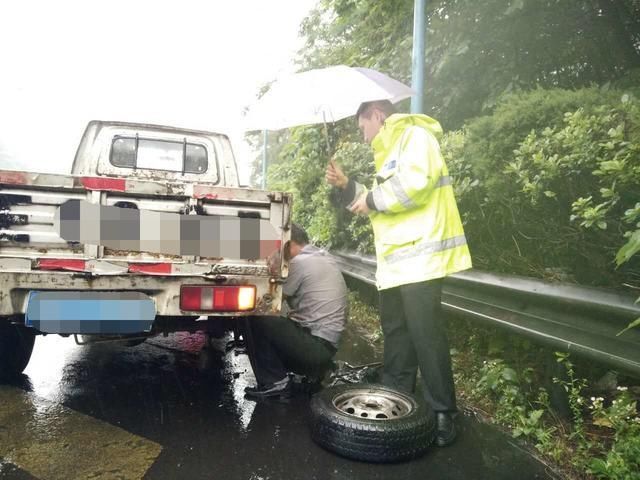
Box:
[0,121,291,376]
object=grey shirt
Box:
[283,245,348,346]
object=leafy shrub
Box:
[588,389,640,480]
[474,358,556,451]
[463,352,640,479]
[464,87,628,188]
[445,87,640,287]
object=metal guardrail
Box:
[331,251,640,378]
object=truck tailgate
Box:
[0,170,290,276]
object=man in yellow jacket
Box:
[326,100,472,447]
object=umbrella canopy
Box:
[243,65,414,132]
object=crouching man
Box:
[244,224,348,399]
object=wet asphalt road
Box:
[0,328,556,480]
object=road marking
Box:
[0,386,162,480]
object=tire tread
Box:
[309,383,436,463]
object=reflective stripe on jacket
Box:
[357,113,472,290]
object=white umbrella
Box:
[243,65,414,132]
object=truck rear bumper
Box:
[0,272,281,318]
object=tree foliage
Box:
[267,121,375,251]
[445,87,640,286]
[298,0,640,129]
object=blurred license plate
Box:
[25,291,155,334]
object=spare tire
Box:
[310,383,435,463]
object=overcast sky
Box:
[0,0,316,182]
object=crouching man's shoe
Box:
[435,412,456,447]
[244,376,291,399]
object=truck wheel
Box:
[309,383,435,463]
[0,322,36,379]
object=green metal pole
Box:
[262,130,268,189]
[411,0,426,114]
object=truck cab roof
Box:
[71,120,240,187]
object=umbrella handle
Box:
[322,112,332,157]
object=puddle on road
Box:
[1,326,555,480]
[22,335,81,402]
[224,349,257,433]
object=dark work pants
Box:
[380,278,457,413]
[245,316,337,386]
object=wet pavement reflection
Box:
[0,329,557,480]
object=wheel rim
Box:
[332,388,413,420]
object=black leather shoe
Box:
[244,378,291,399]
[435,412,456,447]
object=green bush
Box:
[588,390,640,480]
[464,87,628,188]
[459,349,640,479]
[444,87,640,286]
[473,358,558,454]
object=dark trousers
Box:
[245,316,337,385]
[380,278,457,412]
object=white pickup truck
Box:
[0,120,292,377]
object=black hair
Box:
[356,100,396,120]
[290,223,309,245]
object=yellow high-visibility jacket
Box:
[348,113,472,290]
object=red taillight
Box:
[181,286,202,311]
[37,259,87,272]
[180,285,256,312]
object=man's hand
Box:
[325,158,348,189]
[349,193,370,216]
